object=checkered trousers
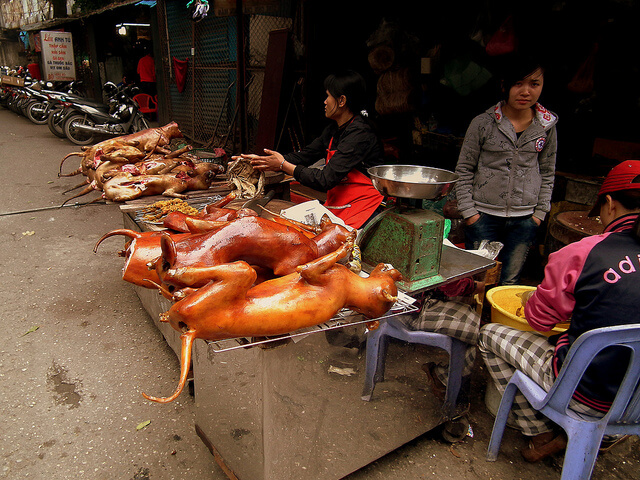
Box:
[403,294,480,382]
[478,323,605,436]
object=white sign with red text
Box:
[41,31,76,81]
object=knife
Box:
[241,189,276,213]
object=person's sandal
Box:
[421,362,447,402]
[521,431,568,463]
[600,434,631,452]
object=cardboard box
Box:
[1,75,25,87]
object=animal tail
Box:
[62,179,90,194]
[142,330,195,403]
[59,152,83,177]
[93,229,142,253]
[60,185,97,206]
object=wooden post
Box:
[236,0,247,152]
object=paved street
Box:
[0,107,637,480]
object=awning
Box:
[18,0,154,32]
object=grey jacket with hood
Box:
[454,102,558,221]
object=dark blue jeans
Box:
[464,213,540,285]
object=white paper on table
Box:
[442,238,502,260]
[280,200,355,231]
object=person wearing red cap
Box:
[478,160,640,462]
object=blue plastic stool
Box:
[487,324,640,480]
[361,315,467,419]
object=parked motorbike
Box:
[47,82,116,138]
[3,76,34,115]
[63,82,150,145]
[24,80,86,125]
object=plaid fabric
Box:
[403,292,480,381]
[479,323,605,436]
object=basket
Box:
[486,285,569,337]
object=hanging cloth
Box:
[173,57,189,93]
[568,43,598,94]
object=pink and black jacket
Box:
[525,213,640,412]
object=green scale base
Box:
[359,208,445,293]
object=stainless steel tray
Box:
[133,195,223,224]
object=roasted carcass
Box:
[143,239,401,402]
[95,215,354,289]
[58,122,225,203]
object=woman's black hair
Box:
[500,54,546,101]
[324,70,367,115]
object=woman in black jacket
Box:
[246,70,385,229]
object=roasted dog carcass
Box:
[58,123,225,203]
[95,215,355,289]
[143,239,401,403]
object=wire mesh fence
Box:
[156,0,300,154]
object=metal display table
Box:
[120,198,495,480]
[190,247,493,480]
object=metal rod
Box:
[0,201,106,217]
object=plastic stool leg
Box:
[361,327,387,401]
[442,338,465,416]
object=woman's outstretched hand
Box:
[232,149,286,172]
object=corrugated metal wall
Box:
[157,0,296,151]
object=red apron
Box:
[324,136,383,229]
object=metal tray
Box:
[134,195,223,224]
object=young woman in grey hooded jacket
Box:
[455,57,558,285]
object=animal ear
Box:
[370,263,403,282]
[160,232,177,268]
[319,214,332,228]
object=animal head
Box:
[160,121,183,139]
[351,263,402,318]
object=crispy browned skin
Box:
[311,217,353,256]
[163,208,258,233]
[101,165,221,202]
[143,240,402,403]
[153,216,321,289]
[93,229,190,287]
[97,214,355,291]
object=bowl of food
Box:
[486,286,569,337]
[367,165,459,200]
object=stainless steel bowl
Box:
[368,165,459,200]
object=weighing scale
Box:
[358,165,459,293]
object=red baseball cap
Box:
[588,160,640,216]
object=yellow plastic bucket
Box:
[485,285,569,337]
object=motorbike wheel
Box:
[48,108,69,138]
[65,114,96,146]
[19,99,32,117]
[8,96,21,114]
[26,101,49,124]
[133,115,150,132]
